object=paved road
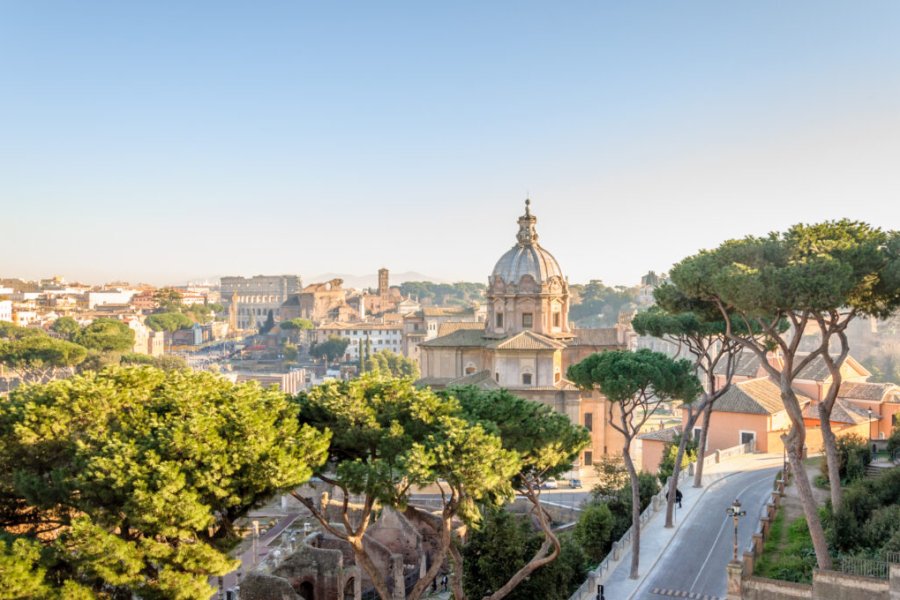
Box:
[634,464,779,600]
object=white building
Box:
[88,290,138,309]
[315,322,404,361]
[0,301,12,323]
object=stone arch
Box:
[343,577,355,600]
[298,581,314,600]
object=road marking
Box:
[650,588,721,600]
[688,471,774,592]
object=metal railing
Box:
[839,557,888,580]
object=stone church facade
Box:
[418,200,632,472]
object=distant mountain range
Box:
[310,272,451,290]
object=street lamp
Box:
[725,499,746,562]
[782,443,787,481]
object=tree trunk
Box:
[350,536,394,600]
[693,403,713,488]
[484,490,560,599]
[778,384,833,571]
[818,406,843,510]
[665,422,691,528]
[784,436,832,570]
[622,445,642,579]
[448,541,465,600]
[403,505,453,600]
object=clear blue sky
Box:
[2,2,899,286]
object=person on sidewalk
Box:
[666,487,683,509]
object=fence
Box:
[568,441,756,600]
[839,557,889,580]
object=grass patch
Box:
[753,506,817,583]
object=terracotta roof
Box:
[437,322,484,337]
[317,322,402,332]
[417,376,458,387]
[419,329,488,348]
[803,400,872,425]
[837,381,897,402]
[422,306,473,317]
[569,328,621,347]
[714,378,811,415]
[638,426,682,442]
[794,353,870,382]
[714,352,765,378]
[418,370,500,391]
[486,330,566,351]
[448,370,501,389]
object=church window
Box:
[522,373,532,385]
[584,451,593,466]
[522,313,533,328]
[496,313,503,327]
[584,412,593,432]
[553,312,561,328]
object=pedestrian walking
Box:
[666,487,683,509]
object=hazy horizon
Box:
[3,2,899,286]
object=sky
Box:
[2,2,899,287]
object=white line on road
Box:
[688,471,773,593]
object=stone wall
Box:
[811,569,889,600]
[737,569,896,600]
[367,507,423,565]
[509,497,581,526]
[741,576,810,599]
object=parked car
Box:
[568,478,583,489]
[541,478,558,489]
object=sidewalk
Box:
[596,453,782,600]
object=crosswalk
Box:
[650,588,721,600]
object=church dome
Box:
[491,199,564,285]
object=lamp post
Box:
[782,443,787,480]
[725,499,746,562]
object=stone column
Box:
[391,554,405,600]
[890,563,900,600]
[726,560,743,600]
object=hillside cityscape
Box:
[3,3,900,600]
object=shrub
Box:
[573,502,614,564]
[657,433,697,485]
[820,434,872,485]
[463,508,587,600]
[887,426,900,454]
[862,505,900,550]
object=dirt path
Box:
[781,458,829,522]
